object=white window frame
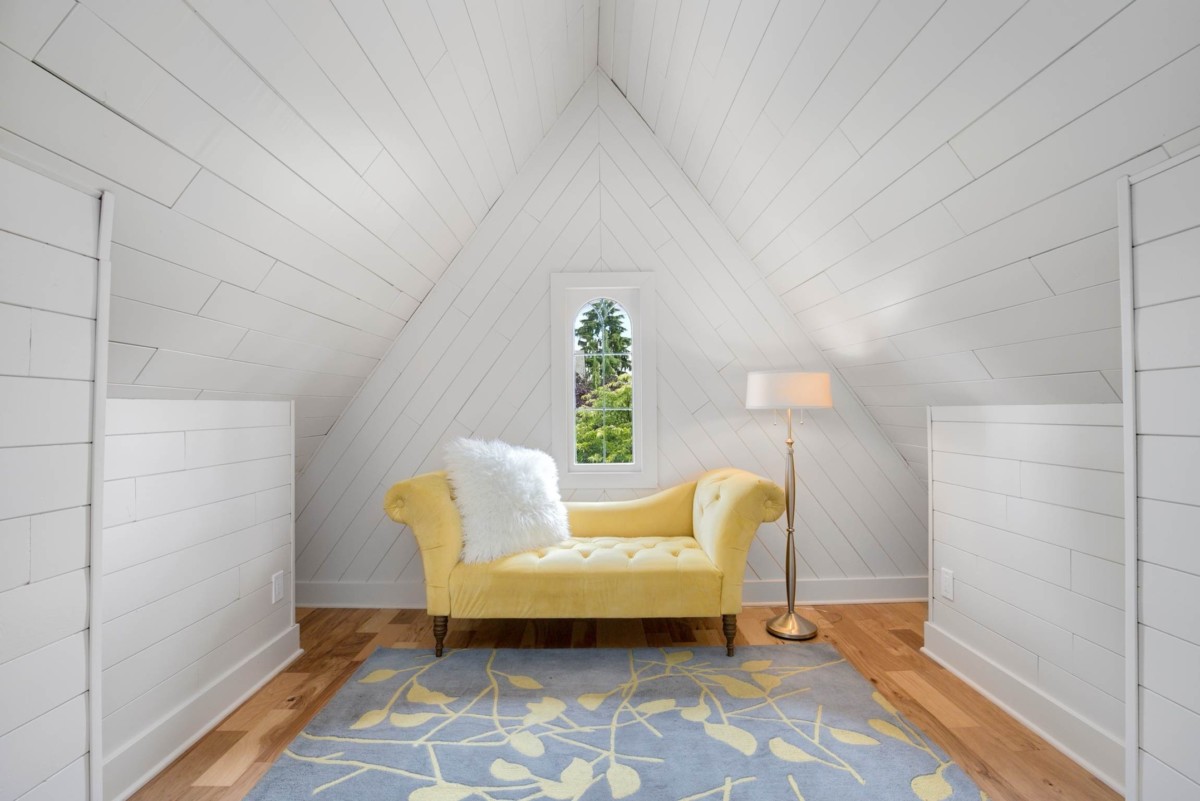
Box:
[551,273,657,489]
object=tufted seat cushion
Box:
[447,536,722,619]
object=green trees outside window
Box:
[573,298,634,464]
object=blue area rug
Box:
[245,645,986,800]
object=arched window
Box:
[573,298,633,464]
[551,274,657,488]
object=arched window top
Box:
[573,297,631,354]
[573,298,633,464]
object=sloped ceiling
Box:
[0,0,597,468]
[4,0,1198,480]
[600,0,1200,476]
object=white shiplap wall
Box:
[1125,149,1200,800]
[924,404,1124,791]
[0,158,103,801]
[603,0,1200,478]
[295,72,929,609]
[101,400,300,801]
[0,0,597,469]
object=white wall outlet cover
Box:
[940,567,954,601]
[271,571,285,604]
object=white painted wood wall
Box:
[1122,148,1200,800]
[101,400,300,801]
[0,0,596,470]
[0,157,105,800]
[602,0,1200,479]
[924,404,1124,791]
[295,73,929,609]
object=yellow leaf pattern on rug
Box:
[753,672,782,691]
[489,759,533,781]
[577,691,609,710]
[912,766,953,801]
[606,763,641,798]
[349,708,387,730]
[709,674,764,699]
[541,758,593,799]
[509,730,545,757]
[635,698,676,714]
[869,718,913,745]
[358,669,399,684]
[769,736,818,763]
[409,783,474,801]
[665,650,693,665]
[523,697,567,726]
[407,682,455,705]
[680,698,711,721]
[389,712,436,727]
[505,674,543,689]
[704,722,757,755]
[828,727,880,746]
[741,660,773,671]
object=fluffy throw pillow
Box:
[443,438,570,563]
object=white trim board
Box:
[924,623,1123,794]
[297,576,926,610]
[103,625,301,801]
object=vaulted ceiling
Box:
[3,0,1197,478]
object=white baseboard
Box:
[104,625,302,801]
[297,580,426,608]
[923,622,1123,794]
[297,576,926,610]
[741,576,927,606]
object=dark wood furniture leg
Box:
[433,615,448,657]
[722,614,737,656]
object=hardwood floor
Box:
[129,603,1120,801]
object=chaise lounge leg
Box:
[433,615,448,657]
[722,614,737,657]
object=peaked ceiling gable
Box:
[599,0,1200,477]
[293,72,929,602]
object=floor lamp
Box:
[745,370,833,641]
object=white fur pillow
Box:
[443,438,570,563]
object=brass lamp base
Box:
[766,610,819,641]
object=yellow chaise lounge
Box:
[383,468,785,657]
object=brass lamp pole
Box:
[744,371,833,641]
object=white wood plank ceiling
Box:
[0,0,598,468]
[4,0,1197,479]
[600,0,1200,476]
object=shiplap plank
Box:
[0,41,197,209]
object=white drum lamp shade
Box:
[745,371,832,410]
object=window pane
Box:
[603,410,633,463]
[575,409,604,463]
[574,354,600,408]
[573,297,634,466]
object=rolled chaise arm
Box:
[383,471,462,617]
[691,468,786,615]
[564,481,696,537]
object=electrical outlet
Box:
[271,571,285,604]
[940,568,954,601]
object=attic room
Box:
[1,0,1197,799]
